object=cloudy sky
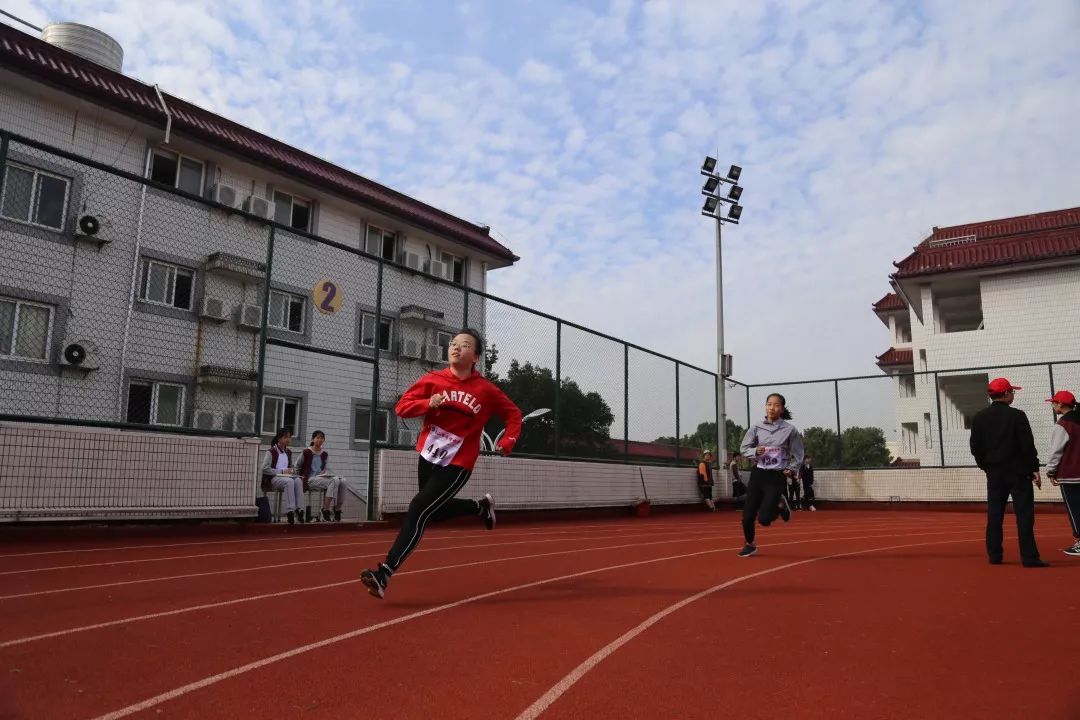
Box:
[5,0,1079,393]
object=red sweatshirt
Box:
[395,367,523,471]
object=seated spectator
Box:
[299,430,347,522]
[262,427,305,525]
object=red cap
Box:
[988,378,1021,394]
[1047,390,1076,404]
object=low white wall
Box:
[0,422,261,521]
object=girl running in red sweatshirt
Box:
[360,328,522,599]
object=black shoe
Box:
[1022,559,1050,568]
[988,556,1002,565]
[322,509,332,522]
[479,493,496,530]
[360,569,386,599]
[287,511,295,525]
[334,510,342,522]
[778,494,791,523]
[737,544,757,558]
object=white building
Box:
[874,207,1080,466]
[0,22,517,513]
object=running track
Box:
[0,511,1077,719]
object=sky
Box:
[3,0,1079,416]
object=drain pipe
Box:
[153,84,172,145]
[115,145,154,420]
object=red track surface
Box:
[1,510,1077,720]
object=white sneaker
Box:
[809,505,817,511]
[1064,540,1080,557]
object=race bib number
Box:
[421,425,464,467]
[757,446,785,471]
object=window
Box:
[923,413,933,448]
[901,422,919,455]
[896,318,912,344]
[354,405,389,443]
[273,191,311,231]
[268,290,305,333]
[0,297,53,361]
[440,250,466,284]
[139,259,194,310]
[1,162,71,230]
[436,330,452,361]
[934,282,983,333]
[261,395,300,436]
[149,149,204,195]
[365,225,397,261]
[361,313,393,351]
[898,374,916,399]
[127,381,185,426]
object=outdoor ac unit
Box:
[428,261,446,279]
[234,411,256,434]
[59,338,100,371]
[397,429,416,446]
[242,195,274,219]
[399,339,423,359]
[192,410,223,431]
[74,213,111,245]
[425,343,444,363]
[210,183,240,208]
[238,304,263,330]
[401,252,421,271]
[200,296,228,322]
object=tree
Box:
[484,345,615,456]
[799,426,890,468]
[801,427,840,467]
[652,419,745,457]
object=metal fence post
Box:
[834,380,842,465]
[554,320,561,458]
[0,132,9,201]
[675,361,681,463]
[934,372,945,467]
[1048,362,1057,425]
[253,225,275,436]
[624,343,630,462]
[365,257,385,520]
[462,286,469,328]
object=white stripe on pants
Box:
[307,475,345,507]
[270,475,303,513]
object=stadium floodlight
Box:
[728,204,743,222]
[727,165,742,183]
[703,176,720,194]
[702,156,718,174]
[702,196,720,214]
[727,185,743,203]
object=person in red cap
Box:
[969,378,1048,567]
[1046,390,1080,557]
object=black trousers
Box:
[786,478,800,508]
[742,468,786,544]
[1060,483,1080,538]
[803,482,815,505]
[985,470,1040,563]
[384,457,478,573]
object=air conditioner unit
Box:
[192,410,223,431]
[399,339,423,359]
[242,195,274,219]
[200,296,228,322]
[425,343,444,363]
[210,183,240,208]
[234,411,256,434]
[59,338,100,371]
[238,304,263,330]
[74,214,111,246]
[401,252,421,271]
[428,261,446,279]
[397,429,417,446]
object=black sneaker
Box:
[360,569,386,599]
[334,510,342,522]
[988,556,1003,565]
[778,494,791,522]
[322,509,332,522]
[287,511,295,525]
[1022,559,1050,568]
[737,544,757,558]
[479,493,496,530]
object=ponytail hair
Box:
[767,393,793,420]
[271,427,292,446]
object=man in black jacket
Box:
[969,378,1048,567]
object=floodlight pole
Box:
[714,212,726,457]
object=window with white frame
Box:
[435,330,453,362]
[360,313,393,351]
[126,380,185,426]
[924,413,933,448]
[261,395,301,436]
[439,250,466,284]
[365,225,397,261]
[354,405,389,443]
[0,296,54,361]
[1,162,71,230]
[149,149,205,195]
[273,191,312,231]
[268,290,305,333]
[139,258,195,310]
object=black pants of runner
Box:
[985,470,1040,563]
[383,457,480,574]
[1060,483,1080,538]
[742,468,786,544]
[803,482,815,506]
[786,479,800,508]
